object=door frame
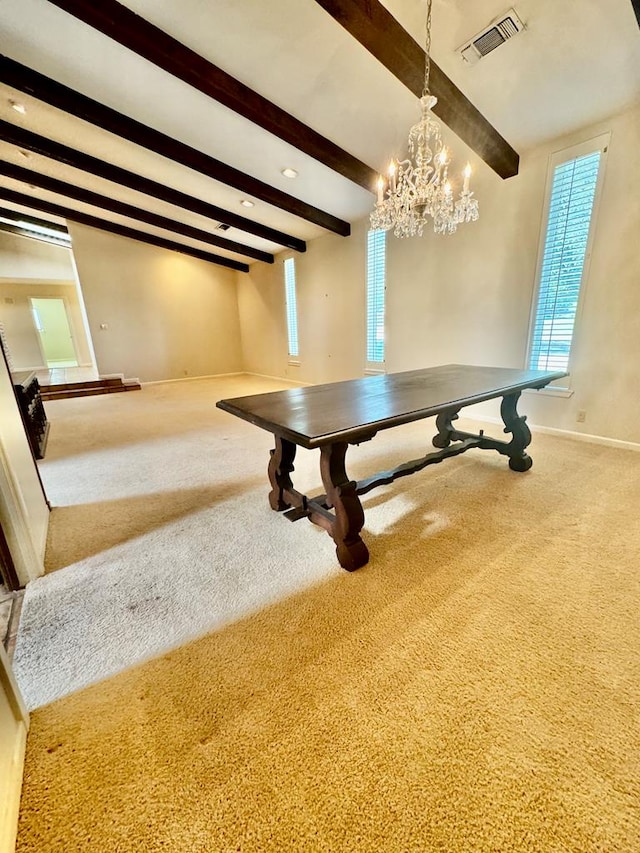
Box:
[0,520,20,591]
[0,642,28,853]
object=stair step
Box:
[43,377,125,392]
[41,377,141,401]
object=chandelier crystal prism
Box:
[370,0,479,237]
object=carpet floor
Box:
[14,375,640,852]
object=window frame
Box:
[525,132,610,391]
[365,228,387,375]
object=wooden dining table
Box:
[217,364,566,570]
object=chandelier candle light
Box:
[370,0,479,237]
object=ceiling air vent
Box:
[457,8,524,65]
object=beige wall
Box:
[0,231,75,282]
[238,223,367,385]
[238,103,640,444]
[68,223,244,382]
[0,280,93,370]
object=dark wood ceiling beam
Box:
[0,55,350,237]
[313,0,519,179]
[0,219,66,245]
[0,119,306,252]
[0,205,68,234]
[45,0,378,192]
[631,0,640,27]
[0,207,70,246]
[0,187,249,272]
[0,160,274,263]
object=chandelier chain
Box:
[422,0,433,97]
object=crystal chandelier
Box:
[370,0,479,237]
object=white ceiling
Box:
[1,0,639,267]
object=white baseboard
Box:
[10,365,47,372]
[12,364,95,373]
[142,371,244,387]
[143,371,311,388]
[245,371,310,386]
[531,423,640,452]
[467,415,640,452]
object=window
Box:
[528,135,608,373]
[284,257,299,359]
[366,229,386,366]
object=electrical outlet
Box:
[576,410,586,423]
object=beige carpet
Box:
[13,376,343,709]
[16,376,640,851]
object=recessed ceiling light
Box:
[281,167,298,179]
[240,199,255,208]
[9,100,26,115]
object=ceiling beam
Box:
[0,160,274,264]
[0,220,67,247]
[45,0,378,192]
[0,206,70,247]
[0,187,250,272]
[631,0,640,27]
[313,0,519,179]
[0,205,68,234]
[0,119,306,252]
[0,55,350,237]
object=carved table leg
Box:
[500,393,533,471]
[432,408,461,448]
[268,436,297,510]
[319,442,369,571]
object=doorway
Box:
[30,297,78,368]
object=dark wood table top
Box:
[217,364,567,449]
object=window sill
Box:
[524,386,574,399]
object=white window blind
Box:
[284,257,299,358]
[366,229,386,364]
[528,150,602,372]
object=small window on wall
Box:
[284,257,299,360]
[366,229,386,370]
[528,134,608,375]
